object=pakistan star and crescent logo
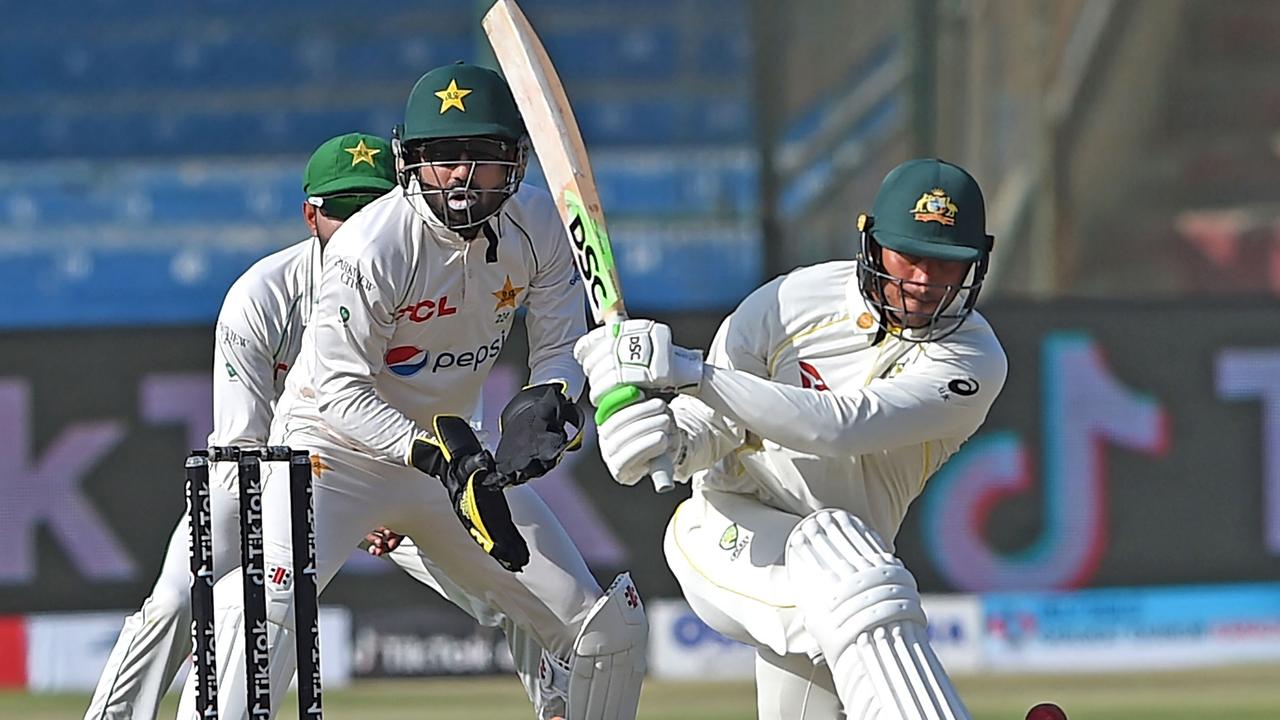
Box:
[344,139,380,167]
[435,79,472,114]
[492,274,524,311]
[310,454,331,478]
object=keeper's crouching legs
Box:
[536,573,648,720]
[786,509,970,720]
[174,568,299,720]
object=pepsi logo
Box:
[385,346,430,376]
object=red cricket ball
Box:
[1025,702,1068,720]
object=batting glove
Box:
[597,397,685,487]
[573,319,704,407]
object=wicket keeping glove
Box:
[573,319,704,407]
[409,416,530,572]
[494,381,585,484]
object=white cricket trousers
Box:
[178,427,603,719]
[88,455,552,719]
[84,481,240,720]
[665,489,841,719]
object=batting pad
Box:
[786,509,970,720]
[565,572,648,719]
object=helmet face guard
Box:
[393,130,528,231]
[855,222,990,343]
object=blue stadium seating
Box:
[0,0,762,325]
[2,151,757,227]
[0,220,760,328]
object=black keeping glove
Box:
[408,415,530,572]
[494,381,585,484]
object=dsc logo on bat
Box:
[565,197,613,315]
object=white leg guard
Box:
[560,573,647,720]
[533,649,571,720]
[786,510,969,720]
[501,627,564,720]
[174,571,298,720]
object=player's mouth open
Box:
[447,190,477,211]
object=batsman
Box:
[576,159,1008,719]
[186,63,647,720]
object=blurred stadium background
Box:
[3,0,1280,717]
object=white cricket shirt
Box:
[672,260,1008,545]
[274,185,586,465]
[209,236,320,489]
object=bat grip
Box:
[647,455,676,494]
[595,385,676,493]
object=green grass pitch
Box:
[7,664,1278,719]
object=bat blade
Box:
[482,0,626,325]
[482,0,675,493]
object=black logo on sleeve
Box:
[947,378,980,396]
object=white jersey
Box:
[274,185,586,464]
[672,260,1007,545]
[209,236,321,488]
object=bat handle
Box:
[595,385,677,494]
[647,455,676,494]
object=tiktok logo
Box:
[922,333,1170,590]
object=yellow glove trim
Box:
[565,428,584,452]
[459,473,495,553]
[430,416,458,462]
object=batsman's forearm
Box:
[697,364,978,457]
[669,394,742,478]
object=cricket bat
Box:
[483,0,675,493]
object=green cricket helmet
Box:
[855,158,995,342]
[393,62,529,232]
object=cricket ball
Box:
[1025,702,1068,720]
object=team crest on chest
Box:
[310,455,331,478]
[492,274,524,312]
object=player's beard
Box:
[422,184,506,234]
[878,278,960,329]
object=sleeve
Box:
[665,279,789,476]
[696,335,1008,457]
[521,200,589,400]
[312,246,427,464]
[208,284,278,488]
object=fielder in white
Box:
[187,64,646,720]
[85,132,394,720]
[87,133,553,720]
[576,159,1008,719]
